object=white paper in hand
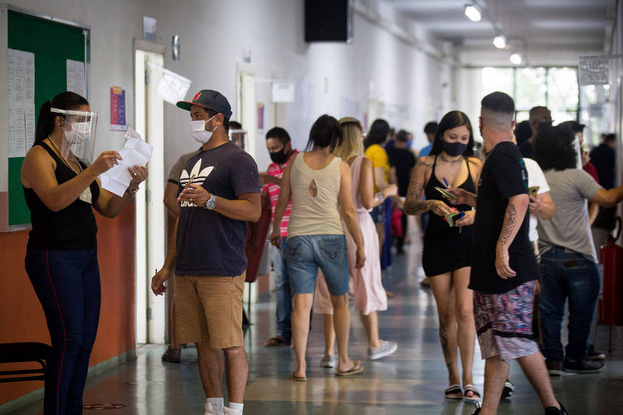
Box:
[100,127,153,196]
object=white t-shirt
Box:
[524,158,550,242]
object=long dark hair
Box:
[34,92,89,145]
[534,126,577,171]
[363,118,389,149]
[430,110,474,157]
[305,114,343,151]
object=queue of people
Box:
[20,86,621,415]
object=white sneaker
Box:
[320,354,337,368]
[223,408,242,415]
[204,403,224,415]
[368,340,398,360]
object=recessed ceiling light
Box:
[493,35,507,49]
[510,53,522,65]
[464,4,482,22]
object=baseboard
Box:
[0,349,136,415]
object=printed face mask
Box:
[191,115,217,143]
[442,140,468,157]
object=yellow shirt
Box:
[365,144,389,193]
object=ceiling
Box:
[384,0,610,54]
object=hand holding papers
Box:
[100,128,153,196]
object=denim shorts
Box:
[285,234,349,296]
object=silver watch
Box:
[204,194,216,210]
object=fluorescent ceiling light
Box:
[510,53,522,65]
[464,4,481,22]
[493,35,507,49]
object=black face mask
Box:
[442,141,468,157]
[270,148,289,164]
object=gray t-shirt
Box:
[537,168,602,262]
[167,148,202,185]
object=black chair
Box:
[0,342,52,383]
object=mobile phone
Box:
[528,186,540,197]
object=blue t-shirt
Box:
[419,143,432,159]
[175,142,260,277]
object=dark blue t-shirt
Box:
[175,142,260,277]
[470,141,538,294]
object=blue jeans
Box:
[272,242,292,342]
[539,246,600,362]
[25,249,101,415]
[285,235,349,296]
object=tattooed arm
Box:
[403,157,455,216]
[495,194,529,279]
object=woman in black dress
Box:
[404,111,482,402]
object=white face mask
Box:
[64,121,91,144]
[191,115,217,144]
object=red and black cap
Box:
[176,89,232,120]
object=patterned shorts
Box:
[474,280,539,361]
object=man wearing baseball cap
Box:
[152,89,261,415]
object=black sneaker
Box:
[501,379,515,398]
[471,402,481,415]
[564,358,604,374]
[546,359,565,376]
[587,344,606,361]
[545,402,569,414]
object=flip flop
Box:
[263,336,290,347]
[291,372,307,382]
[463,384,481,403]
[444,384,463,399]
[335,359,364,377]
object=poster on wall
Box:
[110,86,127,131]
[257,102,265,130]
[7,49,35,158]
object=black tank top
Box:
[423,155,476,239]
[24,142,100,250]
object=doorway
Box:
[134,39,166,344]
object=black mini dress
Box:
[422,155,475,277]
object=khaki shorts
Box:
[175,273,245,348]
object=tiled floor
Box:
[8,231,623,415]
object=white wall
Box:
[7,0,454,174]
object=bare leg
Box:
[196,343,224,398]
[292,294,314,378]
[480,356,509,415]
[430,273,460,386]
[375,223,385,256]
[517,352,560,409]
[223,346,249,403]
[322,314,335,356]
[453,268,476,391]
[331,294,355,372]
[360,311,382,350]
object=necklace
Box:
[440,154,463,163]
[46,137,82,173]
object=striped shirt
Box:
[265,150,298,237]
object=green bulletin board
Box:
[2,8,90,229]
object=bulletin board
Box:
[0,5,90,231]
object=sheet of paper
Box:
[66,59,86,97]
[147,62,191,105]
[100,128,154,197]
[8,49,35,158]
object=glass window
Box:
[481,67,514,97]
[515,67,547,110]
[547,68,579,110]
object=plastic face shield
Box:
[230,129,247,150]
[51,108,99,163]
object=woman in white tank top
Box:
[313,117,399,364]
[269,115,365,380]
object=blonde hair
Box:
[334,121,363,160]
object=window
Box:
[481,66,579,124]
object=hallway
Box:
[8,234,623,415]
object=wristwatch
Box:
[204,194,216,210]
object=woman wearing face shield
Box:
[404,110,483,402]
[20,92,147,415]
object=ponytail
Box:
[34,92,89,145]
